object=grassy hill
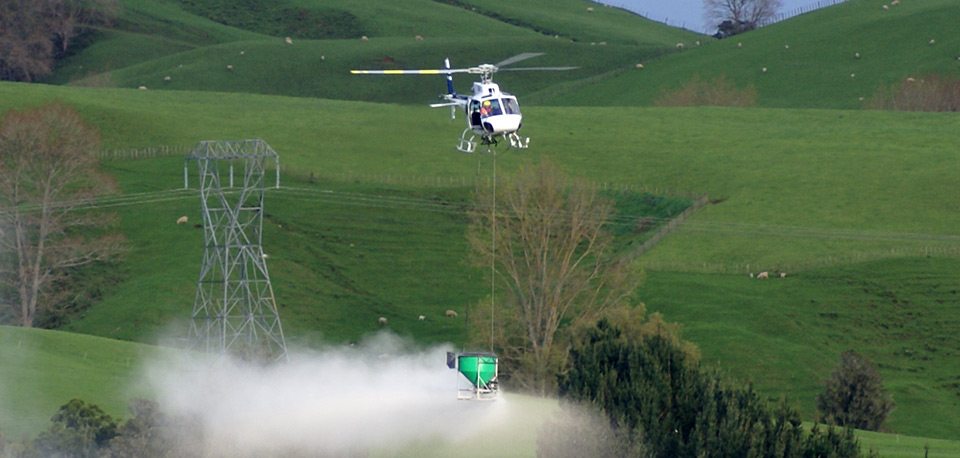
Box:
[3,0,960,450]
[47,0,699,104]
[2,81,958,438]
[560,0,960,109]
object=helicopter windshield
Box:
[502,97,520,115]
[480,99,502,117]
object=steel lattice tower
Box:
[184,139,287,361]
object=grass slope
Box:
[561,0,960,109]
[49,0,699,103]
[4,325,960,457]
[2,82,958,437]
[0,326,172,439]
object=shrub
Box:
[866,73,960,112]
[654,75,757,107]
[817,350,895,431]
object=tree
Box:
[32,398,118,458]
[553,317,871,458]
[101,399,204,458]
[0,0,55,82]
[45,0,121,58]
[0,0,119,82]
[0,102,125,328]
[704,0,782,38]
[468,159,637,395]
[817,350,895,431]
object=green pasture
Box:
[4,0,960,450]
[3,324,960,456]
[6,83,957,271]
[561,0,960,109]
[641,259,960,439]
[2,81,958,438]
[0,326,171,439]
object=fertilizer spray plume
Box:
[146,332,508,456]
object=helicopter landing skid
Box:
[507,133,529,149]
[457,128,478,153]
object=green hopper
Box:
[447,351,499,401]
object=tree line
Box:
[0,0,119,82]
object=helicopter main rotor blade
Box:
[350,68,473,75]
[498,66,579,72]
[495,53,545,68]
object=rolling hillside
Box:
[2,0,960,450]
[559,0,960,108]
[47,0,699,104]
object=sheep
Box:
[854,52,860,59]
[418,315,425,321]
[163,76,171,82]
[635,63,644,69]
[929,39,935,46]
[784,44,790,49]
[261,253,269,259]
[361,36,369,41]
[737,42,742,48]
[138,85,147,90]
[285,37,293,45]
[598,41,606,46]
[445,309,458,318]
[378,317,387,325]
[757,271,769,279]
[906,77,916,83]
[891,0,899,4]
[749,272,754,278]
[240,50,245,55]
[226,64,233,71]
[882,4,888,9]
[851,73,856,78]
[176,216,188,224]
[696,40,701,46]
[779,272,787,278]
[761,67,767,73]
[676,42,684,50]
[415,35,423,41]
[586,7,594,12]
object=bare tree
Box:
[704,0,782,37]
[44,0,121,58]
[0,0,55,82]
[0,0,119,81]
[469,159,637,395]
[0,102,124,328]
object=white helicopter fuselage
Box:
[463,82,522,137]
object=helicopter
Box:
[351,53,576,153]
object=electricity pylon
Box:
[184,139,287,361]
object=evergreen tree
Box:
[553,318,868,458]
[817,350,895,431]
[32,398,118,458]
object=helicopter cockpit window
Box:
[502,98,520,115]
[469,100,482,126]
[480,99,502,117]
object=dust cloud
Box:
[146,332,521,456]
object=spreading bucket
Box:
[447,351,499,400]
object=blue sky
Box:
[606,0,820,34]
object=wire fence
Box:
[640,245,960,274]
[621,194,711,263]
[98,145,192,160]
